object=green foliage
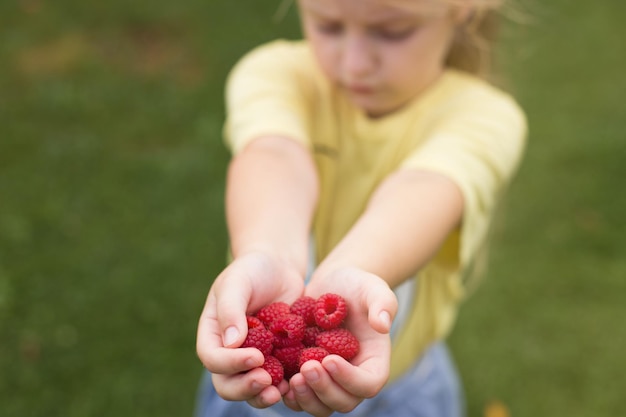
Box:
[1,0,624,416]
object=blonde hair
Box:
[446,8,499,78]
[446,0,530,81]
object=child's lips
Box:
[346,84,374,95]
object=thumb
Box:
[214,280,252,348]
[364,280,398,334]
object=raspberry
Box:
[241,327,274,356]
[273,344,304,380]
[246,315,265,330]
[290,296,317,326]
[261,355,284,386]
[256,302,291,326]
[270,314,306,348]
[315,328,359,361]
[314,293,347,330]
[240,294,361,380]
[299,347,330,368]
[302,326,322,347]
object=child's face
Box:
[298,0,461,117]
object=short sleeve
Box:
[400,90,527,268]
[223,40,314,154]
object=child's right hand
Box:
[283,266,398,416]
[196,251,305,408]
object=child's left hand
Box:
[282,267,398,417]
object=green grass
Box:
[1,1,624,416]
[449,1,626,416]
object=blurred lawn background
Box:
[1,0,624,416]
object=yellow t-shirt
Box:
[223,40,527,381]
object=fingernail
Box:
[294,382,307,394]
[303,368,319,382]
[325,360,338,374]
[224,326,239,346]
[245,357,259,368]
[379,311,391,329]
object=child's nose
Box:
[341,35,375,79]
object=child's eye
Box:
[373,27,416,42]
[316,22,343,36]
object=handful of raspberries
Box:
[240,293,360,386]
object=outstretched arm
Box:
[318,169,464,286]
[196,136,318,408]
[225,136,318,273]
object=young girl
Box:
[196,0,527,416]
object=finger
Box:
[196,295,262,373]
[276,378,291,396]
[246,386,284,409]
[213,278,252,347]
[212,367,273,402]
[246,377,290,409]
[198,344,264,375]
[282,384,304,412]
[196,297,265,373]
[195,288,246,353]
[363,279,398,334]
[322,354,388,399]
[298,360,361,414]
[286,372,333,417]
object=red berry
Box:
[302,326,323,347]
[261,355,284,386]
[314,293,347,330]
[246,315,265,330]
[315,328,359,361]
[270,314,306,348]
[241,327,274,356]
[273,344,304,380]
[299,347,330,368]
[256,302,291,326]
[240,295,361,381]
[290,296,317,326]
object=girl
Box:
[196,0,527,416]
